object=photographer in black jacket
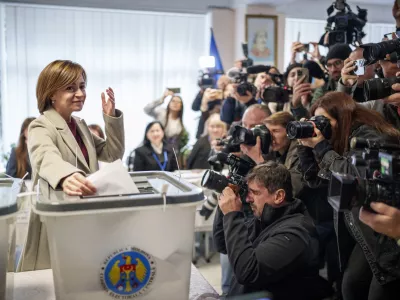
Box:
[298,91,400,300]
[213,161,332,300]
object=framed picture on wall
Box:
[245,15,278,67]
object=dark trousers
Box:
[342,244,400,300]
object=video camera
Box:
[328,138,400,212]
[201,153,256,200]
[322,0,367,46]
[217,124,272,155]
[198,70,225,90]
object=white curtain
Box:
[0,3,206,165]
[284,18,395,69]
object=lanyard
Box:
[152,151,168,171]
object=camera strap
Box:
[152,151,168,171]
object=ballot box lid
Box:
[0,178,22,216]
[35,171,205,213]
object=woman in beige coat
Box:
[19,60,125,271]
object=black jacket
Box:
[6,147,32,179]
[186,135,211,170]
[213,199,332,300]
[302,124,400,284]
[130,143,178,172]
[220,97,259,126]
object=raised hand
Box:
[101,87,115,117]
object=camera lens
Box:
[364,77,400,101]
[201,170,230,194]
[286,121,315,139]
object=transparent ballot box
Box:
[33,172,204,300]
[0,179,22,300]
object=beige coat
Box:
[18,108,125,271]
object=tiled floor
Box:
[195,253,222,295]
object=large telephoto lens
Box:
[362,39,400,64]
[286,121,315,139]
[364,77,400,101]
[201,170,230,193]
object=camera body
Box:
[286,115,332,140]
[328,138,400,211]
[231,124,272,155]
[363,77,400,101]
[202,153,256,199]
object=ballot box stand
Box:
[0,179,22,300]
[33,171,204,300]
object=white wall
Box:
[208,8,235,71]
[4,0,232,13]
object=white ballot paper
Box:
[87,159,139,196]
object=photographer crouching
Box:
[213,162,332,299]
[295,91,400,299]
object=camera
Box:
[261,72,291,104]
[363,77,400,101]
[201,153,256,199]
[322,0,367,46]
[230,124,272,155]
[361,39,400,65]
[286,115,332,140]
[240,42,254,69]
[217,124,272,155]
[227,68,257,97]
[198,72,214,89]
[328,138,400,211]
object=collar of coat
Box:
[43,107,83,129]
[259,198,307,229]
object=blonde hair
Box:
[36,60,87,113]
[204,113,227,137]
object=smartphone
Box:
[215,89,223,99]
[297,68,309,83]
[302,43,310,52]
[353,59,365,76]
[297,31,301,42]
[384,32,399,40]
[167,87,181,94]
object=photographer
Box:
[298,91,400,299]
[193,75,230,139]
[240,112,304,199]
[337,47,376,102]
[213,161,331,299]
[312,44,352,104]
[220,83,259,127]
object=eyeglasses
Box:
[326,60,343,69]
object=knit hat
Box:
[326,43,352,62]
[303,60,325,80]
[284,63,302,80]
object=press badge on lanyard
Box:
[152,152,168,171]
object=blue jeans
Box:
[220,253,232,295]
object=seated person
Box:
[213,161,331,300]
[186,113,227,170]
[6,117,35,179]
[144,89,188,152]
[129,121,178,172]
